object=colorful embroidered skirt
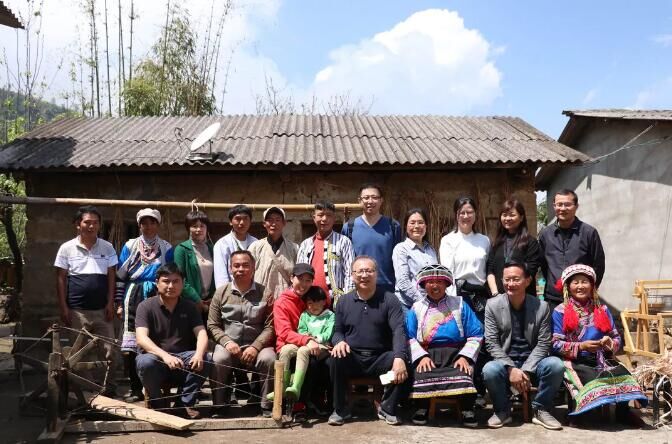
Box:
[410,346,477,399]
[564,359,648,416]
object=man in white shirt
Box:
[213,205,258,287]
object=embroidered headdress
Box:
[558,264,611,333]
[416,264,453,288]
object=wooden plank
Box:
[67,339,99,367]
[89,395,194,430]
[65,417,283,433]
[37,415,70,443]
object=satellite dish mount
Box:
[188,122,221,161]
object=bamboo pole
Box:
[0,195,360,211]
[272,360,284,422]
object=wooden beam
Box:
[0,195,359,211]
[272,360,284,421]
[37,415,70,443]
[89,395,194,430]
[65,417,283,433]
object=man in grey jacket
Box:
[483,261,564,430]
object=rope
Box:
[59,326,276,378]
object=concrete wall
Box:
[547,119,672,311]
[22,167,536,334]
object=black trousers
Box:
[328,350,411,415]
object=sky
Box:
[1,0,671,138]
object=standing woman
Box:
[116,208,174,402]
[173,210,216,315]
[392,208,438,310]
[439,197,491,319]
[486,199,541,297]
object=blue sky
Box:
[252,0,672,137]
[1,0,671,138]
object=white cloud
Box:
[582,88,598,105]
[652,34,672,47]
[309,9,503,114]
[634,76,672,108]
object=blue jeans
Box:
[136,351,212,409]
[482,357,564,413]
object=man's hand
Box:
[225,341,241,356]
[104,302,115,322]
[116,305,123,319]
[508,367,530,393]
[240,347,258,366]
[189,352,205,372]
[392,358,408,384]
[416,356,435,373]
[307,339,321,356]
[580,340,602,353]
[453,356,473,375]
[59,306,72,327]
[331,341,350,358]
[162,353,183,370]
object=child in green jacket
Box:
[285,286,335,398]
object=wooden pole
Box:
[272,360,284,422]
[0,195,360,211]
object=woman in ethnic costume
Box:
[116,208,174,401]
[552,264,647,418]
[406,264,484,427]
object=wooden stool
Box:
[347,377,383,413]
[428,397,462,421]
[520,387,538,422]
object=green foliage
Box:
[537,199,548,227]
[122,6,215,117]
[0,175,26,259]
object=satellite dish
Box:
[188,122,220,161]
[190,122,221,152]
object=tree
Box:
[122,2,228,117]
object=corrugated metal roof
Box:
[0,1,23,29]
[564,109,672,121]
[0,115,588,171]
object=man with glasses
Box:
[327,256,410,426]
[342,184,402,293]
[538,189,605,308]
[483,261,564,430]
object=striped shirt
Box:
[297,231,355,305]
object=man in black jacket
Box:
[327,255,410,426]
[539,189,605,308]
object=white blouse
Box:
[439,231,491,292]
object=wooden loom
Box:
[621,280,672,358]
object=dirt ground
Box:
[1,328,671,444]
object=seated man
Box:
[483,261,564,430]
[135,263,210,419]
[208,250,275,417]
[328,255,410,426]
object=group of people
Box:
[53,183,647,428]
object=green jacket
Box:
[297,309,335,345]
[173,239,216,303]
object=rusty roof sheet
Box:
[0,115,588,171]
[564,109,672,121]
[0,1,23,29]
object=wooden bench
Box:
[428,397,461,421]
[347,377,383,413]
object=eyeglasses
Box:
[353,269,377,276]
[359,195,381,202]
[553,202,575,208]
